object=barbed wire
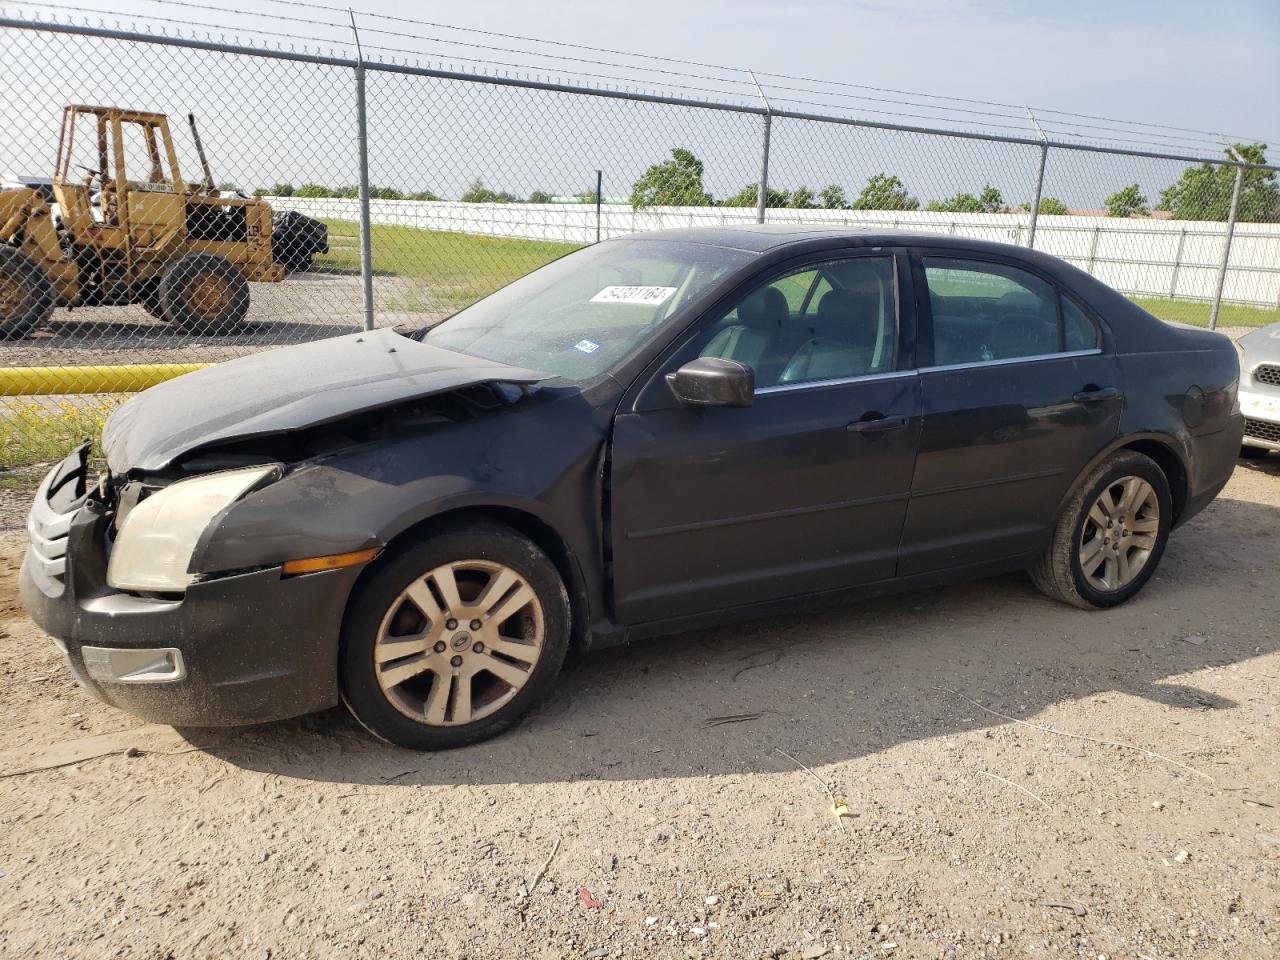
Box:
[4,0,1276,154]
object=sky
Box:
[281,0,1278,141]
[15,0,1280,142]
[2,0,1278,205]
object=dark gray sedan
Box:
[21,227,1244,750]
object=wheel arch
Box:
[354,503,594,653]
[1061,432,1190,525]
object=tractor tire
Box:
[0,246,55,340]
[158,253,249,335]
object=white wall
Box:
[266,197,1280,308]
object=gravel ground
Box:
[4,272,434,368]
[0,459,1278,959]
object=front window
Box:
[698,256,898,388]
[425,239,751,380]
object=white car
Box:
[1239,320,1280,457]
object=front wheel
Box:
[340,522,571,750]
[158,253,249,334]
[1030,450,1172,610]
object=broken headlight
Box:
[106,465,276,592]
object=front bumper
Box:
[19,469,363,727]
[1240,388,1280,451]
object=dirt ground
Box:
[0,459,1278,960]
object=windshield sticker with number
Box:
[589,285,678,306]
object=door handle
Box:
[1072,386,1122,404]
[847,414,909,433]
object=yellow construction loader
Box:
[0,105,327,338]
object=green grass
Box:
[1128,296,1278,329]
[1,398,118,479]
[317,220,579,315]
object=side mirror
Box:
[666,357,754,408]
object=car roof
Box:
[624,223,1032,258]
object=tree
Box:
[789,186,816,209]
[461,180,517,203]
[368,186,404,200]
[1157,143,1279,222]
[819,184,848,209]
[926,184,1004,213]
[527,190,553,204]
[461,180,497,203]
[407,189,441,202]
[1105,183,1149,218]
[630,148,713,208]
[263,182,294,196]
[720,183,790,208]
[296,183,337,198]
[1036,196,1069,216]
[851,173,919,211]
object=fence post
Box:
[350,12,375,332]
[1024,109,1048,249]
[748,70,772,225]
[1208,152,1245,331]
[1169,228,1186,298]
[595,169,603,243]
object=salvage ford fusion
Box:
[21,227,1245,750]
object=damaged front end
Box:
[20,331,560,725]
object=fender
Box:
[1053,430,1192,527]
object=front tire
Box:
[340,522,571,750]
[1031,450,1172,610]
[158,253,249,334]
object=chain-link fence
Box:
[2,12,1278,475]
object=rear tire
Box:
[1030,450,1172,610]
[158,253,249,334]
[0,246,54,340]
[340,522,571,750]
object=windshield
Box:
[425,239,753,380]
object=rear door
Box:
[608,249,922,624]
[898,251,1122,576]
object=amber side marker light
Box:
[281,548,380,576]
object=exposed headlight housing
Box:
[106,465,277,592]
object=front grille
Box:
[1254,364,1280,388]
[26,469,79,583]
[1244,417,1280,444]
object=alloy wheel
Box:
[373,560,544,726]
[1078,475,1160,592]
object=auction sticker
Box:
[590,285,678,306]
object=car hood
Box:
[1240,320,1280,363]
[103,328,551,472]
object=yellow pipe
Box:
[0,363,209,396]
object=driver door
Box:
[608,250,921,624]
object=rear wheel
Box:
[340,522,571,750]
[0,246,54,340]
[158,253,249,334]
[1030,450,1172,610]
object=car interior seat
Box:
[778,281,882,384]
[701,285,790,383]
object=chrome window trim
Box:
[754,347,1105,394]
[755,369,918,395]
[918,348,1102,374]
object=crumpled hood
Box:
[103,328,550,472]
